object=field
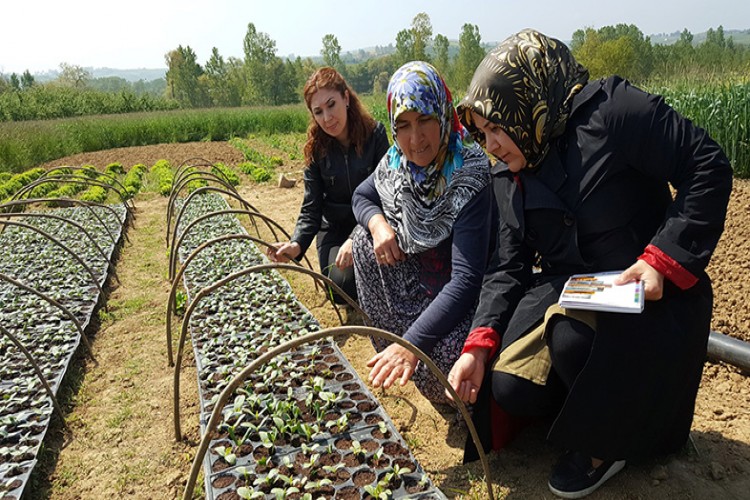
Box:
[3,137,741,500]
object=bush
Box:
[211,162,240,187]
[150,159,174,196]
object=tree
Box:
[205,47,241,107]
[57,63,91,88]
[395,29,414,66]
[411,12,433,62]
[321,34,344,73]
[433,34,450,77]
[454,24,485,90]
[9,73,20,91]
[243,22,279,105]
[164,45,208,107]
[571,24,653,82]
[20,70,35,90]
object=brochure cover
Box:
[558,271,644,314]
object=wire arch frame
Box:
[43,166,135,212]
[0,325,69,429]
[0,197,128,246]
[180,325,495,500]
[0,272,96,363]
[0,209,121,283]
[172,262,368,440]
[168,209,314,281]
[166,173,243,246]
[173,157,236,189]
[165,233,325,366]
[167,186,262,248]
[0,220,109,302]
[11,177,133,222]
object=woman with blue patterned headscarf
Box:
[350,61,495,404]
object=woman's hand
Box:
[266,241,301,263]
[615,260,665,301]
[366,343,418,390]
[368,214,405,266]
[446,348,489,404]
[334,238,354,269]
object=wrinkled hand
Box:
[334,238,354,269]
[369,214,405,266]
[367,343,418,390]
[615,260,664,301]
[446,348,488,404]
[266,241,301,263]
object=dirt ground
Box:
[29,140,750,500]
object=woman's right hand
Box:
[266,241,301,263]
[446,348,489,405]
[368,214,405,266]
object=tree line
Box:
[1,14,748,122]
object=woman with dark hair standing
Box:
[267,67,389,303]
[447,29,732,498]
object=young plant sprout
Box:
[236,486,265,499]
[350,439,365,457]
[322,462,345,475]
[213,445,236,465]
[301,453,320,469]
[337,413,350,432]
[235,466,252,483]
[364,479,393,500]
[391,463,412,476]
[378,421,390,436]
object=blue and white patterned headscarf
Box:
[375,61,490,254]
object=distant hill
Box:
[29,67,166,83]
[649,28,750,45]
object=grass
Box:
[0,105,308,174]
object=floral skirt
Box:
[352,226,472,404]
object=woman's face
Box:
[310,88,349,144]
[394,111,441,168]
[470,110,527,172]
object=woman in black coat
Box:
[447,29,733,498]
[267,67,389,303]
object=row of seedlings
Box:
[166,162,448,499]
[0,167,132,499]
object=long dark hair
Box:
[303,67,377,165]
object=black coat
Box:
[291,122,389,256]
[474,77,733,460]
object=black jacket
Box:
[474,76,732,460]
[291,122,389,255]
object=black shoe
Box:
[548,451,626,498]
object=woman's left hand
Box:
[615,260,665,301]
[334,238,354,269]
[366,344,418,390]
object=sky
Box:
[2,0,748,75]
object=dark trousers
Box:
[317,226,357,304]
[491,315,595,417]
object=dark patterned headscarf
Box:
[457,29,589,170]
[375,61,489,254]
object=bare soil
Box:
[31,141,750,499]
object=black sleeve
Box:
[613,79,733,276]
[470,173,535,334]
[290,161,324,256]
[351,169,383,230]
[403,185,494,352]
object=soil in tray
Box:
[352,468,377,487]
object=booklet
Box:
[558,271,644,314]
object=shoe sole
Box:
[548,460,626,499]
